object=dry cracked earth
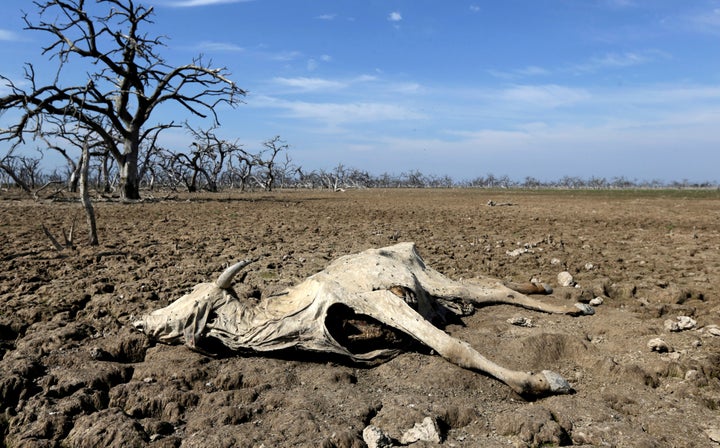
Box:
[1,188,719,447]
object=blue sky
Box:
[2,0,720,182]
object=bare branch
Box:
[2,0,246,199]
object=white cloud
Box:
[190,41,244,52]
[469,5,481,13]
[491,51,662,80]
[272,77,346,91]
[166,0,253,7]
[0,29,21,41]
[500,85,591,108]
[388,11,402,22]
[571,50,664,73]
[602,0,636,8]
[270,75,377,92]
[685,8,720,34]
[392,82,423,94]
[316,13,336,20]
[488,65,550,79]
[267,50,302,61]
[281,101,425,123]
[320,54,332,62]
[251,95,425,123]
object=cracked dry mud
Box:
[1,189,719,447]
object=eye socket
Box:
[389,285,418,309]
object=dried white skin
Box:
[134,243,593,396]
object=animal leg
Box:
[420,270,594,316]
[350,290,573,396]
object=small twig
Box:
[33,181,66,201]
[41,224,65,251]
[64,217,76,248]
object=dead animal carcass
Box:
[133,242,594,396]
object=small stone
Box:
[664,316,697,332]
[648,338,670,353]
[363,425,393,448]
[400,417,442,444]
[685,369,699,381]
[706,428,720,443]
[584,262,595,270]
[557,271,574,287]
[89,347,111,361]
[550,258,562,265]
[705,325,720,337]
[589,297,604,306]
[506,248,527,257]
[507,316,534,327]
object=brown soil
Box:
[1,189,719,447]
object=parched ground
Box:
[1,188,719,447]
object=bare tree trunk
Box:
[119,152,140,199]
[0,163,32,193]
[80,144,99,246]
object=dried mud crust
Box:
[1,189,719,447]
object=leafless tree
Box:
[79,141,98,245]
[182,126,244,192]
[0,147,34,193]
[0,0,244,199]
[253,136,288,192]
[273,152,298,189]
[223,151,255,190]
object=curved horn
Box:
[216,258,255,289]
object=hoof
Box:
[533,282,553,294]
[574,303,595,315]
[541,370,573,394]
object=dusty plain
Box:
[1,188,719,447]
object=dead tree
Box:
[253,136,289,192]
[0,144,46,192]
[79,142,99,245]
[181,126,244,192]
[0,0,244,200]
[39,119,108,193]
[0,153,32,193]
[224,152,255,191]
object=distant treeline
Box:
[0,154,716,195]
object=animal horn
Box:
[216,258,256,289]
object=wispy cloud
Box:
[306,55,332,71]
[488,65,550,79]
[189,41,244,52]
[491,50,662,80]
[268,50,302,61]
[273,77,346,91]
[270,75,376,92]
[0,29,21,41]
[165,0,253,7]
[469,5,481,13]
[600,0,636,9]
[685,8,720,34]
[254,96,426,124]
[388,11,402,22]
[571,50,664,73]
[316,13,336,20]
[500,84,591,108]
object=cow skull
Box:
[133,242,594,397]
